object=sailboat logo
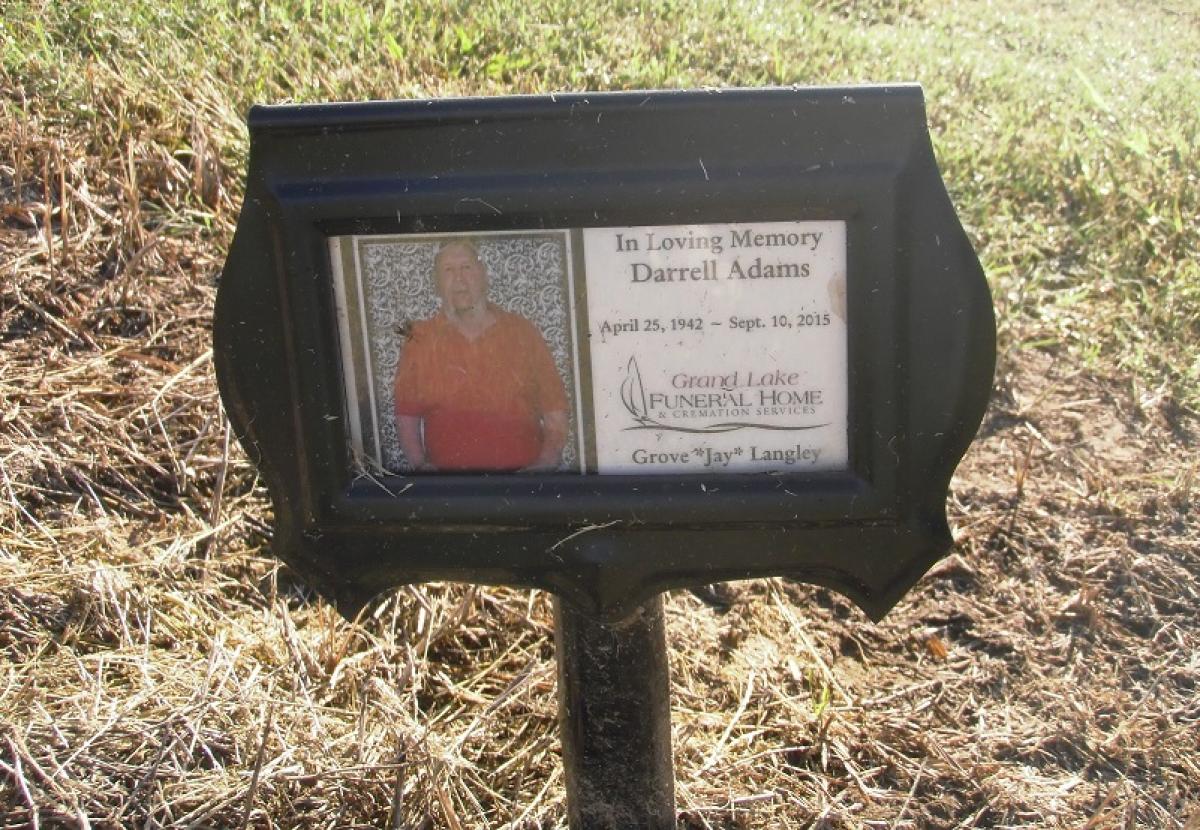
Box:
[617,356,827,434]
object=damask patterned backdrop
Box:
[357,233,578,472]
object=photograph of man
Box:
[393,240,569,472]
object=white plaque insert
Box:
[583,221,848,474]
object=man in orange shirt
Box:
[393,240,569,472]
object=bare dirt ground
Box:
[2,86,1198,830]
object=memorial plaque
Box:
[325,221,849,478]
[214,86,996,621]
[584,220,848,474]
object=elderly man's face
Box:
[434,245,489,314]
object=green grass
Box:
[5,0,1199,407]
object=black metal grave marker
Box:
[215,86,995,828]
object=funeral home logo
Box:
[619,357,829,434]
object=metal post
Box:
[554,595,675,829]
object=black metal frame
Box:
[215,86,995,621]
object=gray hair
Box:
[433,238,483,271]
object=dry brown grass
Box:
[3,23,1199,830]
